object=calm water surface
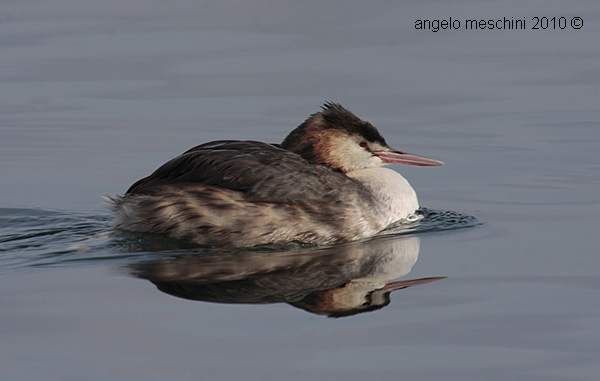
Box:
[1,1,599,380]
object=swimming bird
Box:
[108,103,443,247]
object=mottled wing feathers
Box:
[126,140,362,203]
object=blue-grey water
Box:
[1,1,599,380]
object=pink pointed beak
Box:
[380,276,447,291]
[374,151,444,166]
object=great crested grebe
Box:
[108,103,443,247]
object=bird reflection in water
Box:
[129,235,444,317]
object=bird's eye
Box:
[359,141,368,148]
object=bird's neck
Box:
[346,167,419,224]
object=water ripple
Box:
[0,207,480,271]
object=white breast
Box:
[346,167,419,225]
